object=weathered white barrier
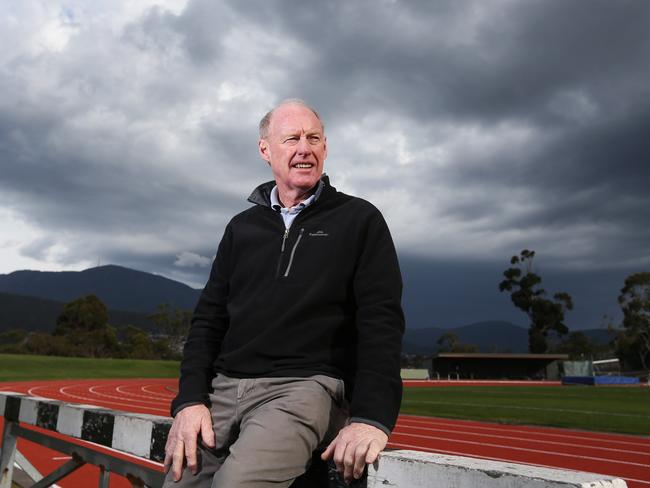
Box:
[0,391,169,487]
[0,392,628,488]
[368,450,628,488]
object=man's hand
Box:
[321,422,388,484]
[163,404,215,481]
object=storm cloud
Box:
[1,0,648,328]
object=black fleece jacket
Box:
[171,176,405,432]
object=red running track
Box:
[1,379,648,487]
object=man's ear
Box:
[258,138,270,162]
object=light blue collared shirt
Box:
[270,180,324,229]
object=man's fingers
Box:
[352,442,369,479]
[163,425,177,473]
[171,438,185,481]
[321,439,335,460]
[163,438,172,472]
[163,451,172,473]
[200,414,215,448]
[185,438,198,474]
[365,440,382,465]
[333,438,348,474]
[342,441,357,483]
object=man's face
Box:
[258,104,327,195]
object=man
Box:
[164,99,404,487]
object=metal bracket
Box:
[1,421,164,488]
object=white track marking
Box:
[397,415,650,448]
[141,384,175,398]
[27,385,47,396]
[391,431,650,468]
[58,384,168,414]
[404,399,650,418]
[87,385,168,406]
[115,385,169,401]
[404,380,561,386]
[393,424,650,457]
[387,441,650,486]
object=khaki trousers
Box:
[163,374,348,488]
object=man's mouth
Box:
[292,163,314,169]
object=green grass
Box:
[2,355,647,436]
[0,353,180,382]
[401,386,650,436]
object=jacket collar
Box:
[247,174,331,208]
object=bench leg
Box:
[0,420,18,488]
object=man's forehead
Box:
[270,105,324,135]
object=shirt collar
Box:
[270,179,324,212]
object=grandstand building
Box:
[431,353,569,380]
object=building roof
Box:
[435,353,570,360]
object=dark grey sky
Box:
[1,1,648,330]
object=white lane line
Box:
[386,441,650,486]
[396,418,650,449]
[403,400,650,418]
[88,385,168,406]
[393,424,650,457]
[397,416,650,448]
[28,385,47,396]
[391,431,650,468]
[58,384,169,414]
[404,380,562,386]
[115,385,169,401]
[141,384,175,398]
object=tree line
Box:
[0,295,190,360]
[2,253,648,371]
[500,249,650,371]
[404,251,649,370]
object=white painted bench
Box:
[0,392,628,488]
[0,391,169,487]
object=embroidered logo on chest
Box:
[308,230,329,237]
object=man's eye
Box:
[308,136,321,143]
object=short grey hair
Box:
[259,98,324,138]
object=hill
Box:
[403,321,618,355]
[0,292,155,333]
[0,265,200,314]
[403,321,528,354]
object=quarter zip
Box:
[276,228,290,278]
[283,228,304,277]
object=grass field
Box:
[401,385,650,435]
[2,354,648,436]
[0,353,180,381]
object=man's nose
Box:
[296,135,312,154]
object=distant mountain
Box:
[403,321,619,355]
[0,292,154,333]
[581,328,618,345]
[0,265,201,314]
[403,321,528,354]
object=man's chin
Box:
[288,175,321,191]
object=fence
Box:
[0,392,627,488]
[0,391,168,487]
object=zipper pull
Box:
[281,228,289,252]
